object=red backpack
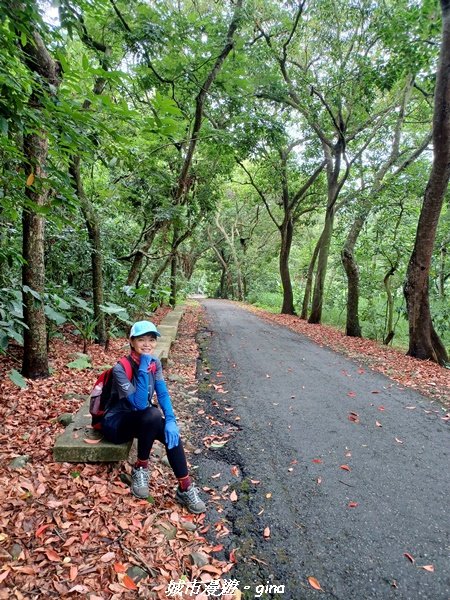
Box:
[89,356,133,430]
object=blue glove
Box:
[164,419,180,449]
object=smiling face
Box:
[130,333,157,355]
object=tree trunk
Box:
[309,205,336,323]
[341,213,367,337]
[69,157,106,344]
[383,265,396,345]
[301,233,322,319]
[280,219,295,314]
[170,252,177,307]
[126,227,159,287]
[404,0,450,365]
[22,133,49,378]
[19,21,61,378]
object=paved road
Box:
[194,300,449,600]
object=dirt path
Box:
[193,300,450,600]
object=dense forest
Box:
[1,0,449,380]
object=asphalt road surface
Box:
[193,300,449,600]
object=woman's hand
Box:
[164,419,180,449]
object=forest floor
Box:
[0,301,448,599]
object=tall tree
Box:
[6,3,61,378]
[403,0,450,365]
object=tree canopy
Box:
[0,0,448,373]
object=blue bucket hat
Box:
[130,320,161,338]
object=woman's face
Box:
[130,334,157,355]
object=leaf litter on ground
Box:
[0,304,235,598]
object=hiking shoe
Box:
[131,467,149,499]
[175,484,206,514]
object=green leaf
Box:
[45,305,67,325]
[9,369,27,389]
[22,285,42,301]
[20,31,27,47]
[66,357,91,370]
[82,54,89,70]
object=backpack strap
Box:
[118,355,133,380]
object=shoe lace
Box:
[185,485,201,505]
[133,467,149,487]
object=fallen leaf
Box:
[230,490,238,502]
[376,421,382,427]
[114,563,127,573]
[347,502,358,508]
[45,549,61,562]
[347,391,356,397]
[231,466,239,477]
[313,459,323,464]
[307,576,322,590]
[340,465,351,471]
[100,551,115,562]
[404,552,415,564]
[348,412,359,423]
[69,565,78,581]
[250,479,260,484]
[419,565,434,572]
[263,527,270,538]
[378,406,385,411]
[265,492,272,499]
[120,574,138,590]
[35,523,52,538]
[0,570,10,584]
[26,173,35,186]
[317,477,322,484]
[211,473,221,479]
[83,437,102,444]
[395,438,404,444]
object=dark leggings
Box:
[102,406,188,478]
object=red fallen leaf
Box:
[404,552,415,564]
[340,465,351,471]
[348,412,359,423]
[378,406,385,411]
[114,563,127,573]
[376,421,383,427]
[263,527,270,538]
[231,466,239,477]
[121,574,138,590]
[229,548,237,563]
[347,391,356,397]
[357,368,365,374]
[210,545,224,552]
[35,523,52,538]
[81,532,89,543]
[313,459,323,464]
[45,549,61,562]
[307,576,322,590]
[83,437,102,444]
[419,565,434,572]
[348,502,358,508]
[197,409,205,415]
[0,570,10,584]
[230,490,238,502]
[69,565,78,581]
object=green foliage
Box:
[9,368,28,388]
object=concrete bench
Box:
[53,305,186,463]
